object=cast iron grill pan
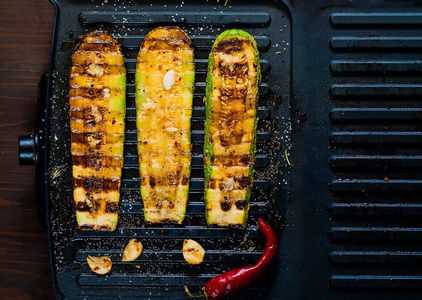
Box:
[43,1,291,299]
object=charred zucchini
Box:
[204,30,261,229]
[69,31,126,230]
[135,27,194,224]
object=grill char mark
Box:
[75,43,120,54]
[79,224,114,231]
[69,86,122,99]
[74,177,120,192]
[141,175,190,187]
[235,200,248,210]
[208,178,251,190]
[71,132,105,143]
[220,200,232,211]
[72,155,122,168]
[215,39,248,54]
[212,155,252,167]
[75,202,90,212]
[144,37,193,51]
[76,201,119,214]
[212,38,255,154]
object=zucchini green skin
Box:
[135,26,194,224]
[204,29,261,229]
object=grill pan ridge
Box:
[18,0,422,299]
[43,0,291,299]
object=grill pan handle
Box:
[19,133,37,165]
[18,73,48,226]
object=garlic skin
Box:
[86,255,112,275]
[163,70,175,90]
[122,239,143,262]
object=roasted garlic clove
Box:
[183,239,205,265]
[122,239,143,262]
[163,69,175,90]
[86,255,112,275]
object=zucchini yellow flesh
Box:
[69,31,126,231]
[204,30,261,229]
[135,27,194,224]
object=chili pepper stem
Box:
[184,286,207,299]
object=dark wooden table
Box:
[0,0,56,299]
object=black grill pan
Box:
[18,0,422,299]
[20,0,291,299]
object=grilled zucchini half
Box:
[204,30,261,229]
[135,27,195,224]
[69,31,126,231]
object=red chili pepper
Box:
[185,218,279,300]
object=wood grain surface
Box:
[0,0,55,299]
